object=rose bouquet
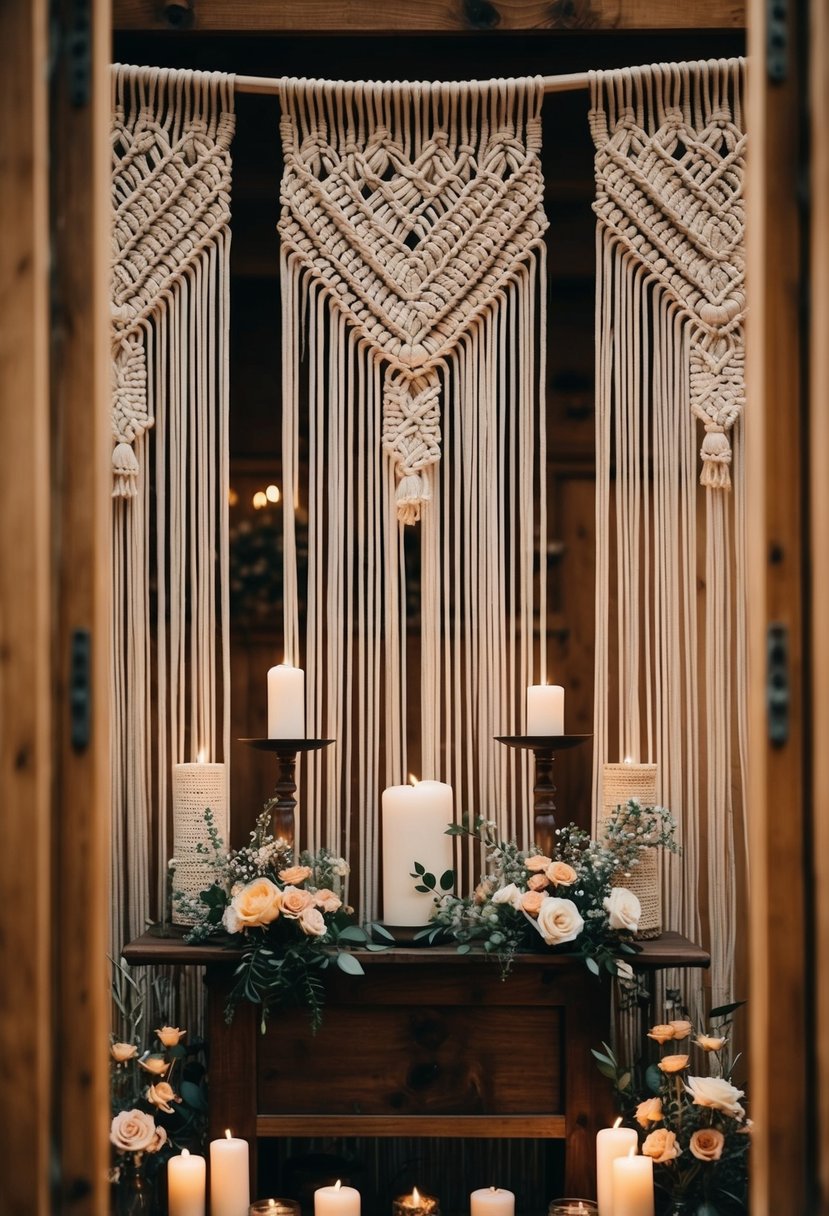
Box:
[173,804,389,1032]
[593,998,749,1214]
[415,800,679,980]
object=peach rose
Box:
[278,865,312,885]
[314,888,342,914]
[695,1034,728,1052]
[527,873,549,891]
[642,1127,681,1163]
[110,1109,166,1154]
[532,897,584,946]
[299,905,327,937]
[520,890,546,917]
[110,1042,138,1063]
[545,861,578,887]
[685,1075,745,1119]
[525,855,552,872]
[658,1054,690,1074]
[223,877,283,933]
[155,1026,185,1048]
[603,887,641,932]
[146,1081,180,1114]
[668,1019,693,1040]
[647,1024,676,1045]
[138,1056,168,1077]
[635,1097,663,1127]
[281,885,315,918]
[690,1127,725,1162]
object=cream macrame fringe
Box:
[589,59,748,1023]
[110,65,235,1031]
[278,78,549,916]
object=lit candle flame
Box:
[408,773,419,786]
[196,748,207,764]
[224,1128,232,1139]
[627,1145,636,1158]
[181,1148,190,1158]
[613,1115,623,1129]
[623,756,633,765]
[334,1181,342,1192]
[412,1188,420,1205]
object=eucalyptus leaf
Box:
[456,943,472,954]
[645,1063,663,1095]
[414,884,430,894]
[336,925,368,944]
[336,951,365,976]
[439,870,455,891]
[586,956,600,977]
[368,922,396,943]
[180,1080,207,1112]
[709,999,746,1019]
[422,872,436,889]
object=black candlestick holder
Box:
[239,737,333,847]
[494,734,591,857]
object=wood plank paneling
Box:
[0,1,51,1212]
[113,0,745,32]
[257,1113,568,1137]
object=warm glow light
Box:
[623,756,634,764]
[252,490,268,509]
[408,773,419,786]
[412,1189,421,1205]
[266,483,281,503]
[613,1116,623,1129]
[627,1146,636,1158]
[224,1128,232,1139]
[334,1181,342,1192]
[196,748,207,764]
[228,487,239,506]
[181,1149,190,1159]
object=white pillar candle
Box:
[314,1182,361,1216]
[267,663,305,738]
[526,684,565,735]
[168,1149,206,1216]
[209,1130,250,1216]
[596,1121,638,1215]
[611,1153,653,1216]
[470,1187,515,1216]
[382,779,454,926]
[172,761,228,924]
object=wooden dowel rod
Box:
[234,71,590,96]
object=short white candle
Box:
[168,1148,206,1216]
[596,1120,638,1215]
[612,1152,653,1216]
[526,684,565,735]
[314,1181,361,1216]
[209,1129,249,1216]
[470,1187,515,1216]
[267,663,305,738]
[382,779,454,926]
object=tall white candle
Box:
[526,685,565,735]
[596,1121,638,1215]
[267,663,305,738]
[612,1152,653,1216]
[314,1182,361,1216]
[382,779,454,926]
[209,1130,249,1216]
[168,1149,206,1216]
[470,1187,515,1216]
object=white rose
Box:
[603,887,641,932]
[492,882,522,909]
[685,1075,746,1120]
[298,905,327,937]
[109,1109,160,1153]
[532,897,584,946]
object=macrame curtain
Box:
[278,77,549,917]
[589,58,748,1012]
[110,65,235,954]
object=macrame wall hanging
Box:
[110,65,235,956]
[278,77,549,917]
[589,58,748,1012]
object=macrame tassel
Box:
[112,441,139,498]
[700,427,733,490]
[395,471,431,525]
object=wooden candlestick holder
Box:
[494,734,591,857]
[239,737,333,847]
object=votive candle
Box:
[392,1187,440,1216]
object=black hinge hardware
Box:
[767,0,788,83]
[69,629,91,751]
[67,0,91,106]
[767,622,790,747]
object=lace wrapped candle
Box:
[172,761,228,923]
[602,763,661,939]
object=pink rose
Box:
[110,1042,138,1063]
[281,885,315,918]
[658,1054,690,1074]
[146,1081,180,1114]
[314,888,342,914]
[527,873,549,891]
[642,1128,680,1163]
[155,1026,185,1048]
[635,1097,663,1127]
[647,1024,676,1045]
[690,1128,725,1162]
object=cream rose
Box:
[532,897,584,946]
[642,1128,681,1163]
[278,864,312,885]
[492,882,522,908]
[281,885,315,918]
[313,888,342,914]
[690,1127,725,1162]
[520,890,546,917]
[668,1019,693,1040]
[685,1075,746,1119]
[223,877,283,933]
[146,1081,179,1114]
[299,905,327,937]
[138,1056,168,1077]
[525,854,552,872]
[635,1097,663,1128]
[110,1109,162,1154]
[695,1034,728,1052]
[603,886,642,932]
[658,1054,690,1074]
[155,1026,185,1048]
[110,1042,138,1063]
[527,873,549,891]
[545,861,578,887]
[647,1024,676,1045]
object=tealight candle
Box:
[168,1148,206,1216]
[470,1187,515,1216]
[596,1119,638,1215]
[549,1203,598,1216]
[612,1151,653,1216]
[314,1181,361,1216]
[267,663,305,738]
[526,684,565,735]
[392,1187,440,1216]
[249,1202,301,1216]
[381,778,454,926]
[210,1129,250,1216]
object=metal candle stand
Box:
[494,734,591,856]
[239,738,333,846]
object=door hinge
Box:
[767,0,788,83]
[69,629,91,751]
[767,622,790,746]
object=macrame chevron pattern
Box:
[590,59,746,489]
[278,77,548,522]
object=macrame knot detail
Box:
[112,440,140,499]
[699,426,733,490]
[382,367,442,525]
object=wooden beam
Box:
[51,0,112,1211]
[256,1114,568,1137]
[113,0,745,33]
[0,1,52,1212]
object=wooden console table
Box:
[123,932,708,1200]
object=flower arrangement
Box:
[416,800,679,980]
[173,804,389,1032]
[593,997,749,1214]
